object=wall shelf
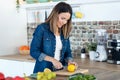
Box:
[20,1,80,10]
[20,0,120,10]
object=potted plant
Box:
[87,42,97,51]
[87,42,97,60]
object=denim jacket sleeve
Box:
[64,38,73,62]
[30,24,47,62]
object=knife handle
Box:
[53,67,64,71]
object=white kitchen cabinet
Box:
[20,0,120,24]
[23,62,35,76]
[0,59,24,77]
[0,59,35,77]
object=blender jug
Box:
[95,29,107,61]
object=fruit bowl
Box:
[19,50,30,55]
[19,45,30,55]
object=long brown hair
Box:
[45,2,72,39]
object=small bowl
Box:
[19,50,30,55]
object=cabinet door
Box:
[23,62,35,76]
[0,59,24,77]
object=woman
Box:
[30,2,77,73]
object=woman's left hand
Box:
[68,61,78,69]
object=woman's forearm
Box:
[44,55,63,69]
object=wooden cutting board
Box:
[55,68,89,76]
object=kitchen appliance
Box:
[107,39,120,64]
[94,29,107,61]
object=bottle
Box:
[81,48,86,58]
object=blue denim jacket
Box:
[30,23,73,73]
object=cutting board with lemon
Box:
[55,64,89,76]
[55,68,88,76]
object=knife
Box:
[53,67,64,71]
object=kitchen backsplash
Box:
[27,20,120,57]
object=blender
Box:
[94,29,107,61]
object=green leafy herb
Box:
[68,74,96,80]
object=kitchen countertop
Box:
[75,58,120,71]
[0,54,120,70]
[0,54,35,62]
[75,58,120,80]
[0,54,120,80]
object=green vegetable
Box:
[68,74,96,80]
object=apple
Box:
[0,72,5,80]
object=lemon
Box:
[51,72,56,78]
[44,68,51,73]
[67,64,76,72]
[37,72,43,80]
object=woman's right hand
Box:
[44,55,63,69]
[52,59,63,69]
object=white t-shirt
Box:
[54,36,62,61]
